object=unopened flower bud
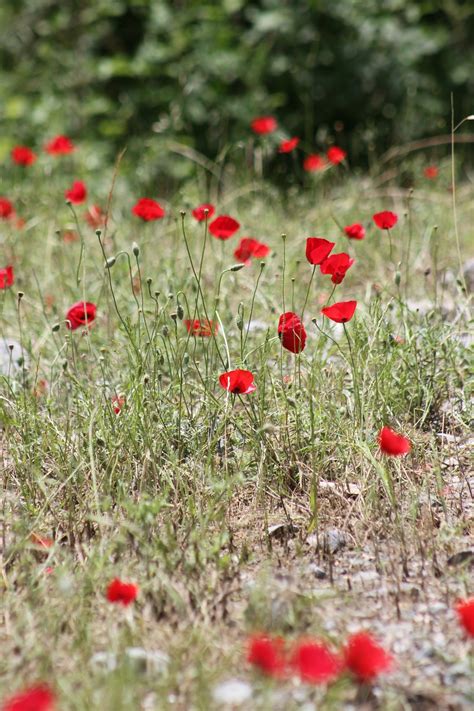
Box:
[177,304,184,320]
[105,256,116,269]
[230,263,245,272]
[52,323,60,332]
[132,242,140,257]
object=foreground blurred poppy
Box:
[11,145,37,166]
[306,237,335,265]
[344,223,366,240]
[112,396,125,414]
[278,137,300,153]
[0,198,13,219]
[344,632,392,682]
[209,215,240,240]
[320,253,354,284]
[184,319,218,337]
[192,203,215,221]
[424,165,439,180]
[321,300,357,323]
[378,426,411,456]
[132,198,165,221]
[303,154,325,172]
[65,180,87,205]
[219,369,256,394]
[327,146,346,165]
[290,640,342,684]
[66,301,97,330]
[234,237,270,264]
[106,578,138,606]
[1,684,56,711]
[455,598,474,637]
[0,265,14,289]
[84,205,105,229]
[373,211,398,230]
[247,635,286,677]
[278,312,307,354]
[250,116,277,135]
[45,135,75,155]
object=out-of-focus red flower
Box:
[234,237,270,264]
[303,154,326,172]
[219,369,256,395]
[344,632,392,682]
[306,237,335,265]
[0,265,14,290]
[0,198,14,219]
[247,635,287,677]
[344,223,366,240]
[132,198,165,221]
[63,230,79,243]
[11,146,37,166]
[1,684,56,711]
[290,640,342,684]
[30,533,53,549]
[33,379,48,397]
[45,135,75,155]
[84,205,105,229]
[112,396,125,414]
[278,137,300,153]
[320,253,354,284]
[192,203,215,222]
[373,211,398,230]
[184,319,218,337]
[65,180,87,205]
[321,300,357,323]
[378,426,411,456]
[66,301,97,330]
[455,598,474,637]
[278,312,307,354]
[106,578,139,606]
[209,215,240,240]
[250,116,277,135]
[327,146,346,164]
[424,165,438,180]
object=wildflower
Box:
[84,205,105,229]
[45,135,75,155]
[344,632,392,682]
[290,640,342,684]
[106,578,139,606]
[378,426,411,456]
[219,369,256,395]
[278,312,307,354]
[132,198,165,221]
[0,265,14,290]
[344,223,366,240]
[424,165,438,180]
[1,684,56,711]
[192,203,215,221]
[303,154,325,172]
[11,146,37,166]
[247,635,286,677]
[320,253,354,284]
[373,211,398,230]
[327,146,346,165]
[234,238,270,264]
[279,137,300,153]
[455,598,474,637]
[65,180,87,205]
[112,396,125,414]
[184,319,218,337]
[30,533,53,549]
[306,237,335,265]
[250,116,277,135]
[65,301,97,330]
[321,300,357,323]
[0,198,14,219]
[63,231,79,243]
[209,215,240,240]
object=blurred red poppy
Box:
[455,598,474,637]
[0,198,13,219]
[84,205,105,229]
[303,154,326,172]
[290,640,342,684]
[321,300,357,323]
[192,203,215,221]
[278,137,300,153]
[45,135,75,155]
[306,237,335,265]
[320,253,354,284]
[278,312,307,354]
[30,533,53,549]
[219,369,256,394]
[424,165,438,180]
[112,396,125,414]
[106,578,138,606]
[344,632,392,682]
[234,237,270,264]
[66,301,97,330]
[65,180,87,205]
[344,223,365,240]
[378,426,411,456]
[247,635,287,677]
[1,684,56,711]
[373,211,398,229]
[11,146,37,166]
[132,198,165,221]
[184,319,218,337]
[0,265,14,290]
[327,146,346,164]
[209,215,240,240]
[251,116,277,135]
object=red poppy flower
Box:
[0,198,13,219]
[378,426,411,456]
[344,223,366,240]
[1,684,56,711]
[45,135,75,155]
[66,301,97,330]
[209,215,240,240]
[320,253,354,284]
[184,319,218,337]
[303,154,326,172]
[30,533,53,549]
[11,146,37,166]
[305,237,335,265]
[63,230,79,244]
[219,369,256,395]
[131,198,165,221]
[321,300,357,323]
[192,203,215,222]
[278,137,300,153]
[234,237,270,264]
[112,396,125,414]
[327,146,346,165]
[373,211,398,230]
[65,180,87,205]
[278,312,307,354]
[0,265,14,290]
[106,578,139,606]
[424,165,438,180]
[290,640,342,684]
[247,635,287,677]
[250,116,277,135]
[344,632,392,682]
[84,205,105,229]
[455,598,474,637]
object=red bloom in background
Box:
[251,116,277,135]
[306,237,335,265]
[0,198,13,219]
[219,369,256,395]
[455,598,474,637]
[192,203,215,222]
[209,215,240,240]
[1,684,56,711]
[84,205,105,229]
[11,146,37,166]
[112,396,125,414]
[303,154,326,172]
[344,223,366,240]
[65,180,87,205]
[30,533,53,549]
[344,632,392,682]
[424,165,438,180]
[247,635,287,677]
[234,237,270,264]
[278,312,307,354]
[106,578,138,606]
[45,135,75,155]
[327,146,346,165]
[132,198,165,221]
[378,426,411,456]
[373,211,398,230]
[320,253,354,284]
[66,301,97,330]
[0,265,14,290]
[279,137,300,153]
[290,640,342,684]
[184,319,218,337]
[321,300,357,323]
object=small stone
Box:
[212,679,252,706]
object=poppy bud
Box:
[17,291,24,300]
[132,242,140,257]
[105,257,116,269]
[95,230,102,238]
[170,312,177,321]
[237,319,244,330]
[394,271,401,286]
[62,359,68,370]
[180,210,186,217]
[230,263,245,272]
[183,353,189,366]
[52,323,60,332]
[146,277,152,286]
[162,326,169,337]
[177,304,184,319]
